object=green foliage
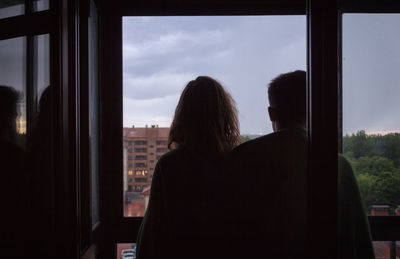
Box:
[343,130,400,214]
[352,156,395,176]
[357,173,378,211]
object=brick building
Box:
[123,125,170,193]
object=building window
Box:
[135,185,143,192]
[156,148,167,153]
[135,170,148,176]
[128,170,133,175]
[156,156,161,160]
[135,163,146,168]
[150,160,154,163]
[156,140,167,145]
[135,148,147,153]
[150,153,154,155]
[128,156,132,160]
[127,141,133,145]
[134,140,147,145]
[127,148,132,153]
[128,164,133,168]
[149,145,154,148]
[128,178,133,183]
[135,177,147,183]
[135,155,147,160]
[128,186,133,192]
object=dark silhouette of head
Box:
[168,76,240,156]
[0,85,20,141]
[267,70,306,131]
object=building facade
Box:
[123,125,170,193]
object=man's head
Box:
[267,70,306,131]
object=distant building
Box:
[123,125,169,193]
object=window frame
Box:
[98,0,400,258]
[337,0,400,244]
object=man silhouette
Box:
[229,71,374,258]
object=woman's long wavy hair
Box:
[168,76,241,157]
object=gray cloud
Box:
[123,16,306,134]
[342,14,400,135]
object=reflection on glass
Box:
[0,37,26,136]
[1,34,52,256]
[34,0,49,12]
[342,14,400,215]
[122,16,306,217]
[0,1,24,19]
[373,241,399,259]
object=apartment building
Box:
[123,125,170,193]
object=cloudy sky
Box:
[123,14,400,136]
[342,14,400,135]
[123,16,306,135]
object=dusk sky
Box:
[123,14,400,135]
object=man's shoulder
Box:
[232,127,306,155]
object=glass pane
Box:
[0,37,26,138]
[34,34,50,104]
[1,34,52,256]
[342,14,400,214]
[117,243,136,259]
[89,0,100,228]
[0,1,24,19]
[341,13,400,257]
[122,16,306,218]
[373,241,399,259]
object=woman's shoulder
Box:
[157,148,190,165]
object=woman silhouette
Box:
[136,76,241,259]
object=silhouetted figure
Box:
[136,76,241,259]
[229,71,374,258]
[25,86,55,258]
[0,85,26,257]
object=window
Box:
[342,14,400,215]
[341,12,400,258]
[128,156,132,160]
[134,148,147,153]
[134,140,147,145]
[128,170,133,175]
[135,178,147,183]
[135,155,147,160]
[122,15,306,220]
[128,148,132,153]
[156,140,167,145]
[128,178,133,183]
[135,170,148,176]
[135,163,146,168]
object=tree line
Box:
[343,130,400,214]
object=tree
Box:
[356,173,378,211]
[352,156,395,176]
